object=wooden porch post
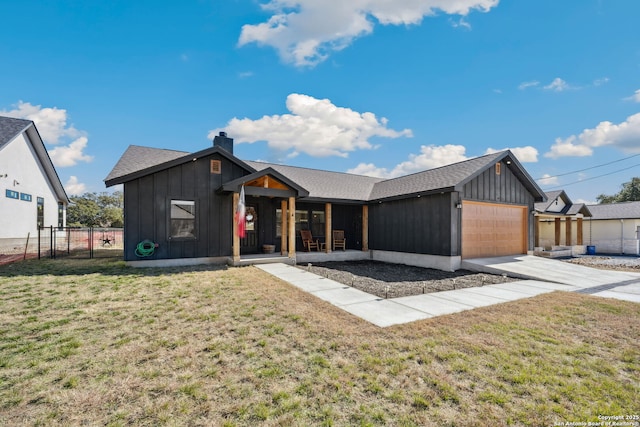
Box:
[554,217,561,246]
[325,203,332,253]
[280,199,288,255]
[233,192,240,262]
[577,217,583,245]
[534,215,540,247]
[565,218,572,246]
[362,205,369,251]
[288,197,296,260]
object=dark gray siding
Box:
[461,160,536,250]
[368,192,455,256]
[123,153,249,261]
[461,160,533,206]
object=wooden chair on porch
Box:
[332,230,346,251]
[300,230,320,251]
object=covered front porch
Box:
[223,169,370,266]
[534,213,587,257]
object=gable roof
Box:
[0,116,69,203]
[0,116,31,147]
[104,145,256,187]
[536,190,592,217]
[105,145,545,203]
[246,161,383,202]
[368,150,546,202]
[586,201,640,220]
[221,167,310,198]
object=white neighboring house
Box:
[585,201,640,255]
[0,116,69,251]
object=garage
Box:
[461,201,527,259]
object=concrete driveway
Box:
[462,255,640,303]
[256,256,640,327]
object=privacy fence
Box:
[0,227,124,262]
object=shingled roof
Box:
[0,116,32,147]
[246,161,383,202]
[105,144,545,203]
[104,145,187,183]
[369,151,506,201]
[535,190,592,217]
[0,115,69,203]
[586,201,640,220]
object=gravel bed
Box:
[296,260,516,299]
[564,255,640,272]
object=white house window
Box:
[170,200,196,239]
[20,193,32,202]
[5,189,18,199]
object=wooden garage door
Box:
[462,201,527,259]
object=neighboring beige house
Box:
[584,201,640,255]
[534,190,592,256]
[0,116,68,253]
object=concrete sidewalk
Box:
[256,258,640,328]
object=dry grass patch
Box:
[0,258,638,426]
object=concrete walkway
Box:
[256,257,640,328]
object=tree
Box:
[596,177,640,204]
[66,191,123,227]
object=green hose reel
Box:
[135,240,157,257]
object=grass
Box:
[0,258,638,426]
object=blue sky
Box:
[1,0,639,203]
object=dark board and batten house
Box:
[105,133,546,271]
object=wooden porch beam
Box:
[554,217,561,246]
[288,197,296,260]
[280,199,288,255]
[324,203,332,253]
[362,205,369,251]
[534,215,540,247]
[577,217,583,245]
[232,192,240,262]
[565,217,572,246]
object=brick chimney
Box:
[213,131,233,154]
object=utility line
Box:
[535,152,640,181]
[543,162,640,190]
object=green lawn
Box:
[0,258,638,426]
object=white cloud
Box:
[536,174,559,186]
[238,0,500,67]
[545,112,640,158]
[64,176,86,196]
[346,162,390,178]
[624,89,640,103]
[347,144,468,178]
[543,77,570,92]
[545,136,593,159]
[1,101,83,144]
[48,137,93,167]
[210,93,412,158]
[449,16,471,30]
[1,101,93,167]
[518,80,539,90]
[593,77,609,86]
[484,146,538,162]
